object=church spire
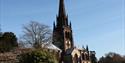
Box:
[53,0,74,51]
[58,0,66,17]
[56,0,68,27]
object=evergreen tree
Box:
[0,32,18,52]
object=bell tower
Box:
[52,0,74,51]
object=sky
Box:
[0,0,124,59]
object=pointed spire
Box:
[70,21,72,28]
[82,45,84,49]
[53,21,56,30]
[86,45,89,51]
[58,0,66,17]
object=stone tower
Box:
[52,0,97,63]
[52,0,74,51]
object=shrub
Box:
[17,49,58,63]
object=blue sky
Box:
[0,0,124,58]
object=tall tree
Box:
[20,21,52,48]
[0,32,2,41]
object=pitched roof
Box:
[65,48,74,54]
[45,43,62,51]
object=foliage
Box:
[18,49,58,63]
[0,32,2,37]
[0,32,18,52]
[98,52,125,63]
[20,21,52,48]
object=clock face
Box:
[69,41,71,44]
[65,40,71,49]
[68,41,71,45]
[66,40,71,45]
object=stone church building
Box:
[0,0,97,63]
[52,0,97,63]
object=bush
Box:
[18,49,58,63]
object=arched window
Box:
[82,53,85,60]
[65,32,68,38]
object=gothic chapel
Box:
[52,0,97,63]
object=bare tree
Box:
[20,21,52,48]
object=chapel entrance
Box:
[74,54,78,63]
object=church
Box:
[52,0,97,63]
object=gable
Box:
[71,48,81,58]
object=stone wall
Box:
[0,48,60,63]
[0,48,33,63]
